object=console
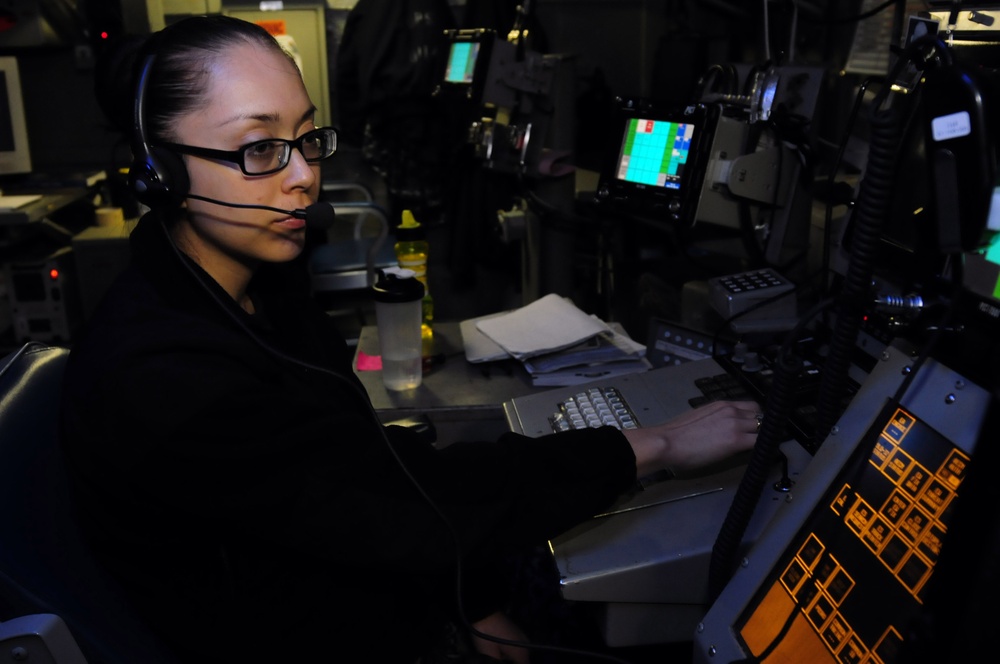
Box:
[694,333,995,663]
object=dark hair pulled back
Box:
[136,15,290,145]
[95,15,291,143]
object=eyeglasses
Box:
[159,127,338,176]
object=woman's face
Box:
[169,41,320,288]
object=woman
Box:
[60,15,760,663]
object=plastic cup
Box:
[372,270,425,391]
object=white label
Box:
[260,1,284,11]
[931,110,972,141]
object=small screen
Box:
[614,117,695,190]
[965,232,1000,303]
[986,186,1000,233]
[984,231,1000,263]
[736,403,970,663]
[444,41,480,84]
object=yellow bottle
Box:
[394,210,434,362]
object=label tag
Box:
[931,110,971,141]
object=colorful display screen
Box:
[444,41,480,84]
[614,117,695,190]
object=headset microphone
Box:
[184,193,335,231]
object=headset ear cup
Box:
[152,146,189,203]
[129,146,189,208]
[128,157,164,208]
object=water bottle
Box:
[394,210,434,361]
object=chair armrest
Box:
[321,181,374,203]
[329,201,390,287]
[0,614,88,664]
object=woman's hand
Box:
[623,400,760,477]
[470,611,531,663]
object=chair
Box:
[0,342,180,663]
[0,614,87,664]
[308,182,399,342]
[308,180,398,292]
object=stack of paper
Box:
[460,294,651,386]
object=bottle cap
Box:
[371,268,425,303]
[396,209,425,242]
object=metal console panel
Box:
[693,340,991,663]
[502,336,911,647]
[504,358,817,646]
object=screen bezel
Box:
[595,99,715,226]
[0,56,31,177]
[439,29,496,104]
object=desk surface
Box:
[353,322,542,441]
[0,190,89,226]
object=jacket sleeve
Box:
[63,330,636,580]
[391,425,638,558]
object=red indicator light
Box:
[101,31,109,40]
[0,10,16,32]
[49,269,59,280]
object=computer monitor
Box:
[438,29,506,106]
[593,98,716,225]
[0,56,31,176]
[438,28,557,175]
[594,83,818,270]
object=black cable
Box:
[814,34,952,441]
[707,340,801,601]
[706,295,835,601]
[813,101,903,443]
[737,118,771,269]
[821,75,879,302]
[694,63,741,100]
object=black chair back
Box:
[0,343,179,663]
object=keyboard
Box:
[549,386,640,432]
[688,352,858,452]
[543,344,861,454]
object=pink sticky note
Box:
[356,350,383,371]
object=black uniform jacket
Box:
[58,210,637,661]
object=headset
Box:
[129,52,189,209]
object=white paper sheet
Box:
[474,293,610,360]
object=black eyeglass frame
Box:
[158,126,338,176]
